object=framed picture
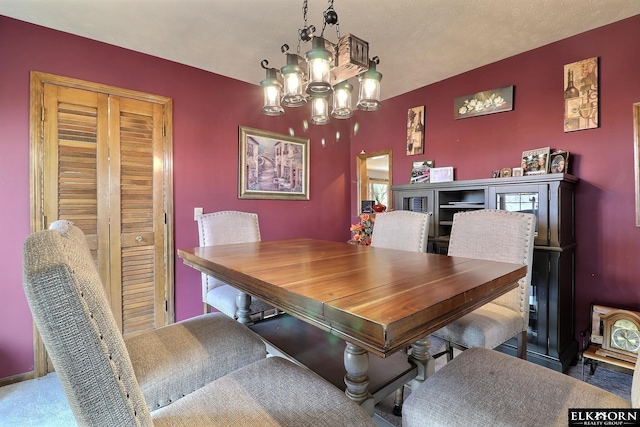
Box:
[500,167,512,178]
[238,126,309,200]
[410,160,434,184]
[521,147,550,175]
[564,57,598,132]
[454,85,514,119]
[550,150,569,174]
[491,170,500,178]
[407,106,425,155]
[430,166,454,183]
[512,167,524,177]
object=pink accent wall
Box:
[351,15,640,350]
[2,13,640,380]
[0,16,352,378]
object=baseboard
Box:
[0,371,36,387]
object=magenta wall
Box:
[2,13,640,380]
[352,15,640,348]
[0,16,353,378]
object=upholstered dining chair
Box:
[22,220,376,427]
[370,210,430,252]
[431,209,536,361]
[369,209,431,415]
[197,211,275,322]
[402,347,638,427]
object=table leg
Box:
[235,291,251,325]
[408,336,435,391]
[344,342,374,415]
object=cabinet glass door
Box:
[489,184,548,246]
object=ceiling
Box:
[2,0,640,100]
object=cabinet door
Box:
[528,250,550,356]
[489,184,549,246]
[395,189,435,238]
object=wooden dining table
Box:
[178,238,526,413]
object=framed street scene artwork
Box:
[238,126,309,200]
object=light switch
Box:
[194,207,203,221]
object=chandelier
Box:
[260,0,382,125]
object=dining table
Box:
[178,238,527,414]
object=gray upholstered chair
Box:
[402,347,638,427]
[369,209,430,415]
[197,211,275,322]
[431,209,536,360]
[370,210,430,252]
[22,220,376,426]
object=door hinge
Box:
[162,124,166,137]
[41,107,45,122]
[165,300,168,312]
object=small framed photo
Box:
[550,150,569,174]
[430,166,454,183]
[491,170,500,178]
[512,167,524,177]
[500,167,512,178]
[521,147,550,175]
[410,160,434,184]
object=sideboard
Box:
[392,173,578,372]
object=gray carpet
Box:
[0,337,633,427]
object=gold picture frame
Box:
[238,126,309,200]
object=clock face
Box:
[611,319,640,354]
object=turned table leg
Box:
[235,291,252,325]
[408,336,435,391]
[343,342,374,415]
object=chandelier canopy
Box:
[260,0,382,124]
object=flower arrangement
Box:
[348,213,375,245]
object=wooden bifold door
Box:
[30,72,174,375]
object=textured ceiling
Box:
[2,0,640,100]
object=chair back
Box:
[22,220,152,426]
[197,211,261,299]
[447,209,536,325]
[370,210,430,252]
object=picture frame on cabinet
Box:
[521,147,550,175]
[410,160,434,183]
[500,167,512,178]
[550,150,569,174]
[430,166,454,183]
[512,167,524,177]
[238,126,310,200]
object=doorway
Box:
[357,149,392,213]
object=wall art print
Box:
[454,85,514,119]
[407,106,425,156]
[238,126,309,200]
[564,57,598,132]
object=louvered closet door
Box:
[109,97,166,334]
[42,85,111,292]
[42,84,167,335]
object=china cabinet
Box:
[393,173,578,371]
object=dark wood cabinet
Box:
[392,173,578,371]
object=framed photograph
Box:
[454,85,514,120]
[407,106,425,155]
[238,126,309,200]
[564,57,598,132]
[521,147,550,175]
[550,150,570,174]
[500,167,512,178]
[430,166,454,183]
[512,167,524,177]
[491,170,500,178]
[410,160,434,184]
